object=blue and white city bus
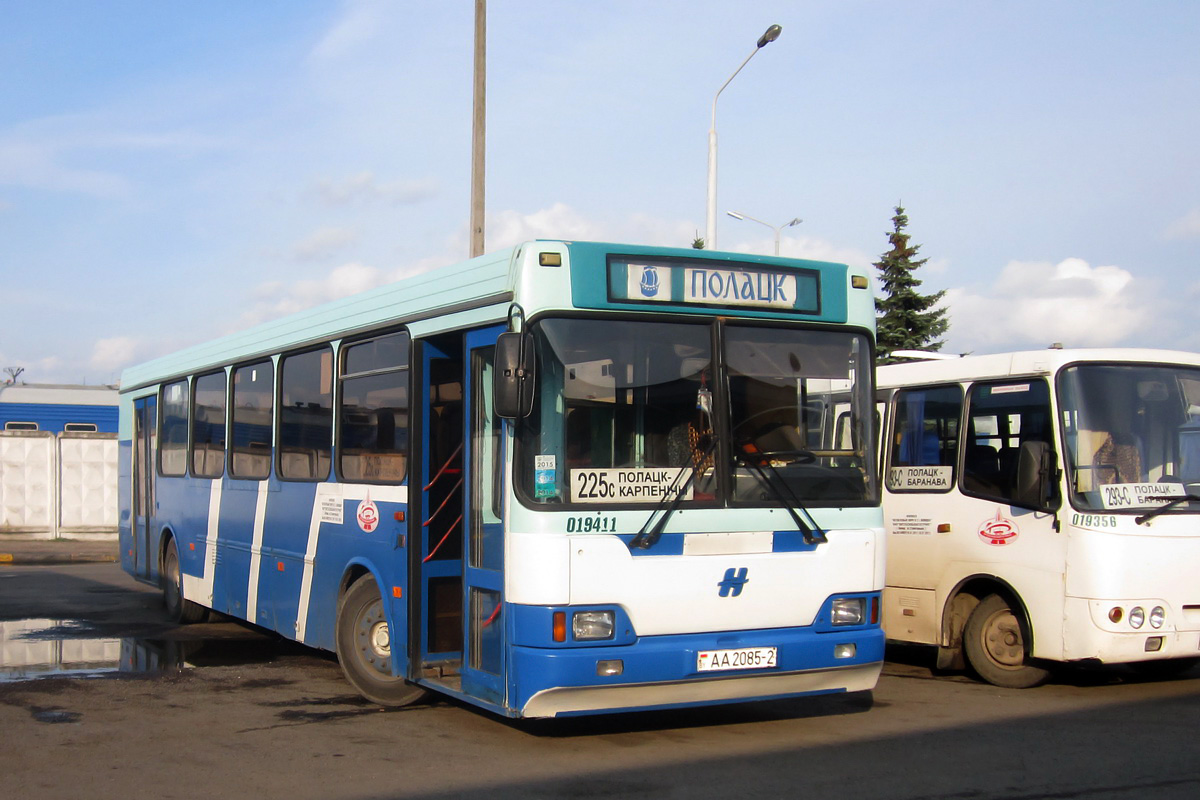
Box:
[118,240,884,718]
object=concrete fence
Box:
[0,430,118,540]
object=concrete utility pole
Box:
[469,0,486,258]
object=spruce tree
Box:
[874,205,949,362]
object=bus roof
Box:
[120,246,519,393]
[120,240,864,394]
[877,348,1200,388]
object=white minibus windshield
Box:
[1059,363,1200,513]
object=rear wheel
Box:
[963,593,1050,688]
[336,576,428,707]
[162,538,207,624]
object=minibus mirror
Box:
[1014,440,1058,510]
[494,332,536,419]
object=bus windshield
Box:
[517,317,875,508]
[1059,363,1200,513]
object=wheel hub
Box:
[983,610,1025,668]
[369,621,391,655]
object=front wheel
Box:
[963,593,1050,689]
[336,576,429,707]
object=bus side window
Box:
[339,331,410,484]
[279,347,333,481]
[160,380,189,477]
[963,380,1054,507]
[887,385,962,492]
[191,371,227,479]
[231,360,274,480]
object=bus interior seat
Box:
[963,444,1001,494]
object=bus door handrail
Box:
[424,442,464,491]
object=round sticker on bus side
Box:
[978,509,1019,546]
[357,497,380,533]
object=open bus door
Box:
[131,395,156,579]
[461,326,505,705]
[415,325,506,708]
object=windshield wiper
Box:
[1134,494,1200,525]
[629,432,716,550]
[629,386,715,551]
[735,449,828,546]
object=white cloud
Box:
[486,203,606,250]
[943,257,1147,351]
[236,262,389,329]
[0,137,129,197]
[1165,208,1200,240]
[89,337,141,372]
[315,171,438,206]
[308,0,387,62]
[292,226,358,261]
[719,232,873,270]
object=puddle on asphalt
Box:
[0,618,305,683]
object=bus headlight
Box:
[831,597,865,626]
[1150,606,1165,629]
[1129,607,1145,629]
[573,610,615,640]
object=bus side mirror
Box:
[494,332,536,419]
[1014,440,1058,511]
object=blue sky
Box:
[2,0,1199,385]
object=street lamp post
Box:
[726,211,802,256]
[705,24,782,251]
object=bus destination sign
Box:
[609,257,820,314]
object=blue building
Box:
[0,384,119,433]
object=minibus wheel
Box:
[162,538,207,624]
[336,575,429,707]
[963,593,1050,688]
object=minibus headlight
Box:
[1150,606,1165,629]
[573,610,615,640]
[831,597,865,626]
[1129,607,1145,629]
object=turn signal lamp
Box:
[552,611,566,642]
[1108,607,1123,624]
[851,275,869,290]
[539,252,562,267]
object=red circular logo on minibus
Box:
[978,509,1019,546]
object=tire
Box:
[162,538,207,624]
[963,593,1050,689]
[336,576,429,707]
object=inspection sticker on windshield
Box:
[1098,483,1184,510]
[697,647,777,672]
[571,468,692,503]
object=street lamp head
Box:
[757,24,782,48]
[785,217,803,228]
[726,211,746,221]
